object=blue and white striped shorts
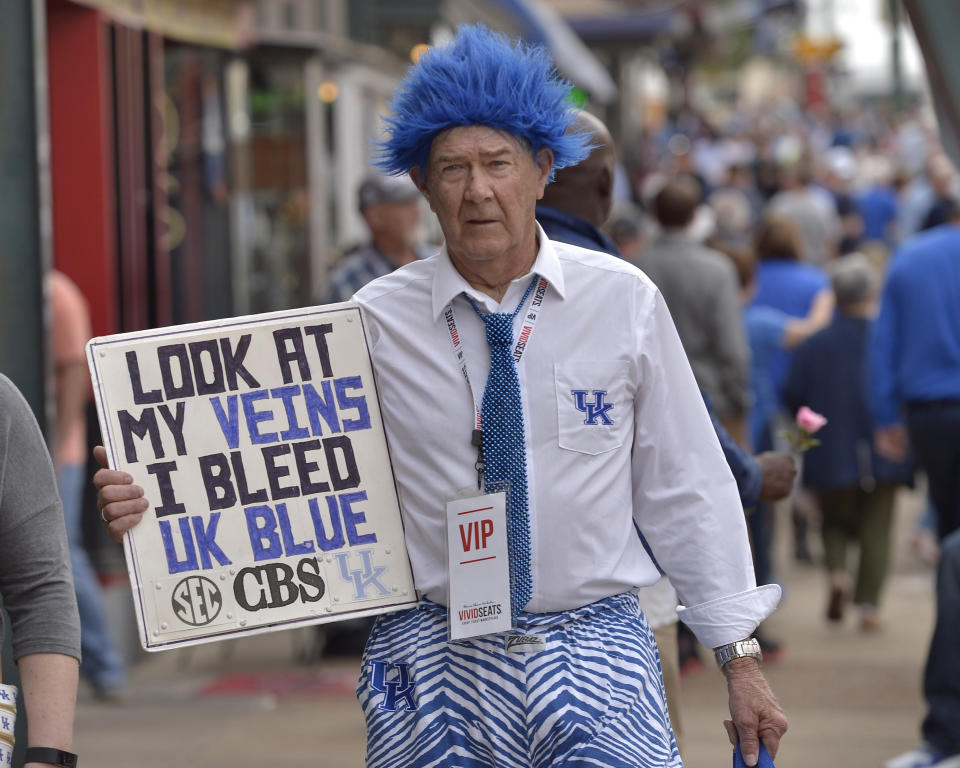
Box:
[357,593,682,768]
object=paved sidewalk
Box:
[73,487,936,768]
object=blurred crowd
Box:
[596,101,960,768]
[609,100,952,584]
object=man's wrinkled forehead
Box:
[427,126,532,165]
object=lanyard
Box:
[443,275,548,431]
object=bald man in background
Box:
[535,111,620,253]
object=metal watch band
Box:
[24,746,78,767]
[714,637,762,668]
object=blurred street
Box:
[74,488,935,768]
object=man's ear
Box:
[598,165,613,199]
[535,148,555,199]
[410,167,431,208]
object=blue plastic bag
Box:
[733,742,775,768]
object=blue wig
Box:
[376,24,592,179]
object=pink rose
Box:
[796,406,828,434]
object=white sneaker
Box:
[885,746,960,768]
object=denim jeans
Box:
[58,464,125,691]
[922,529,960,754]
[906,403,960,541]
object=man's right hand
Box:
[756,452,797,502]
[93,445,148,543]
[874,424,908,463]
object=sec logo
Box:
[171,575,223,626]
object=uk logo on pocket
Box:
[571,389,615,425]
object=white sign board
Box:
[87,303,417,651]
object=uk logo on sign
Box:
[571,389,614,425]
[335,549,390,600]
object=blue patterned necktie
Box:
[464,276,538,617]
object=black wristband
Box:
[24,747,78,767]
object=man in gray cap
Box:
[325,174,426,303]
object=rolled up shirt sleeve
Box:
[630,289,780,649]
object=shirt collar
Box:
[431,222,566,319]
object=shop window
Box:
[246,55,312,313]
[163,44,234,323]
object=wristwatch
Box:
[714,637,762,668]
[24,747,78,767]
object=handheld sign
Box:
[87,303,416,651]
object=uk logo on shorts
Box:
[369,660,417,712]
[571,389,614,425]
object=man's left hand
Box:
[722,658,788,766]
[756,452,797,502]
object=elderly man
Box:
[96,25,786,768]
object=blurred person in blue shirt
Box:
[747,214,835,563]
[873,200,960,768]
[870,199,960,542]
[749,214,834,406]
[875,199,960,764]
[857,157,900,248]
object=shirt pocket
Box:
[554,360,630,455]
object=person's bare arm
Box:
[19,653,78,765]
[781,289,835,348]
[54,362,89,463]
[755,452,797,502]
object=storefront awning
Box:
[66,0,255,50]
[489,0,618,104]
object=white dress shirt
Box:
[354,226,779,649]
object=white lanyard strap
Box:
[443,303,483,431]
